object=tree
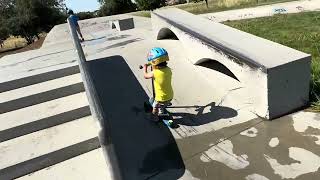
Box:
[3,0,66,44]
[76,11,97,20]
[0,22,9,41]
[0,18,9,42]
[98,0,136,16]
[0,0,14,40]
[135,0,166,10]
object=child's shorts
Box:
[149,98,171,108]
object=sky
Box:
[65,0,101,12]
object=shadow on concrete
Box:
[84,36,107,42]
[0,137,100,180]
[196,59,239,82]
[0,83,84,114]
[96,38,142,53]
[0,65,79,93]
[0,106,90,143]
[172,102,238,126]
[157,28,179,40]
[83,35,131,46]
[88,56,185,180]
[106,35,131,41]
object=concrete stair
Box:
[0,67,109,180]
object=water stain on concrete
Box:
[175,115,320,180]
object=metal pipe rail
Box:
[67,17,122,180]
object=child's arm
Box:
[143,64,154,79]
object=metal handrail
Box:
[67,17,122,180]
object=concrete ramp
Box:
[152,8,311,119]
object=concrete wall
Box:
[151,8,311,119]
[110,18,135,31]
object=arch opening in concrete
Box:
[157,28,179,40]
[196,59,239,82]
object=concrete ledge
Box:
[152,8,311,119]
[110,18,135,31]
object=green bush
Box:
[0,0,66,44]
[135,0,166,10]
[76,11,97,20]
[98,0,136,16]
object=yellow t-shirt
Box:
[153,67,173,102]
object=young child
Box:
[67,10,84,42]
[143,47,174,115]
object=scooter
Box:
[139,65,174,128]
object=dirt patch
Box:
[0,36,46,59]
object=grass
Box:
[224,11,320,110]
[0,36,27,53]
[132,0,295,17]
[0,33,46,59]
[131,11,151,18]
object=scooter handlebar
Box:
[139,63,151,69]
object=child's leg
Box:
[150,98,159,115]
[158,100,171,115]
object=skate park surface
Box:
[1,2,320,180]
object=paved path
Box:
[201,0,320,22]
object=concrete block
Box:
[110,18,135,31]
[152,8,311,119]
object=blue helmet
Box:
[147,47,169,65]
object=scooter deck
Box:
[144,101,173,128]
